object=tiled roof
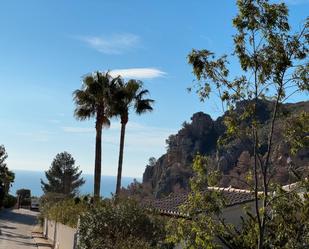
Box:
[143,187,256,217]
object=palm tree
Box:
[73,71,120,199]
[113,79,154,196]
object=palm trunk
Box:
[94,121,102,199]
[115,120,127,196]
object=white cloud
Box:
[110,68,166,79]
[78,33,140,54]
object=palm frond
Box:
[136,89,150,100]
[74,107,95,120]
[135,99,154,115]
[73,71,120,124]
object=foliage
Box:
[285,111,309,155]
[220,184,309,249]
[3,194,17,208]
[148,157,157,167]
[106,236,159,249]
[0,145,15,194]
[16,188,31,198]
[265,186,309,248]
[119,179,154,200]
[41,151,85,197]
[41,197,90,228]
[166,156,225,249]
[0,145,15,208]
[78,198,170,249]
[16,188,31,206]
[167,155,309,248]
[168,0,309,248]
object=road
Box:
[0,209,38,249]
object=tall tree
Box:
[0,145,15,204]
[113,79,154,196]
[168,0,308,248]
[41,152,85,197]
[73,71,120,198]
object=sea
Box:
[10,170,140,197]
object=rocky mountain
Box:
[142,100,309,198]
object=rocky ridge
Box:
[142,100,309,197]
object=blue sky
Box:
[0,0,308,177]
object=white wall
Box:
[44,219,77,249]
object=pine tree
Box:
[0,145,14,207]
[41,151,85,197]
[0,145,14,194]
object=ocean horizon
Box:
[10,169,140,197]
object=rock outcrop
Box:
[142,100,309,198]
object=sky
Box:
[0,0,308,178]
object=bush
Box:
[41,197,89,228]
[16,188,31,206]
[78,198,170,249]
[3,194,17,208]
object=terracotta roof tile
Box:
[143,187,256,216]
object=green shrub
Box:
[16,188,31,206]
[3,194,17,208]
[42,197,89,228]
[78,198,170,249]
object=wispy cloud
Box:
[62,127,93,133]
[78,33,140,54]
[105,122,175,149]
[110,68,166,79]
[17,131,55,142]
[49,119,61,124]
[61,122,176,150]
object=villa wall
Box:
[222,200,257,227]
[46,219,56,241]
[44,219,78,249]
[173,201,258,249]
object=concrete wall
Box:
[174,201,259,249]
[46,219,56,241]
[222,201,257,228]
[44,219,77,249]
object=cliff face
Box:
[143,112,218,197]
[142,100,309,198]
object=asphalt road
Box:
[0,209,38,249]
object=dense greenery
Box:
[113,79,154,196]
[73,72,121,199]
[41,196,171,248]
[41,152,85,197]
[78,198,170,249]
[0,145,15,208]
[167,156,309,248]
[16,188,31,206]
[167,0,309,248]
[3,194,17,208]
[41,197,90,228]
